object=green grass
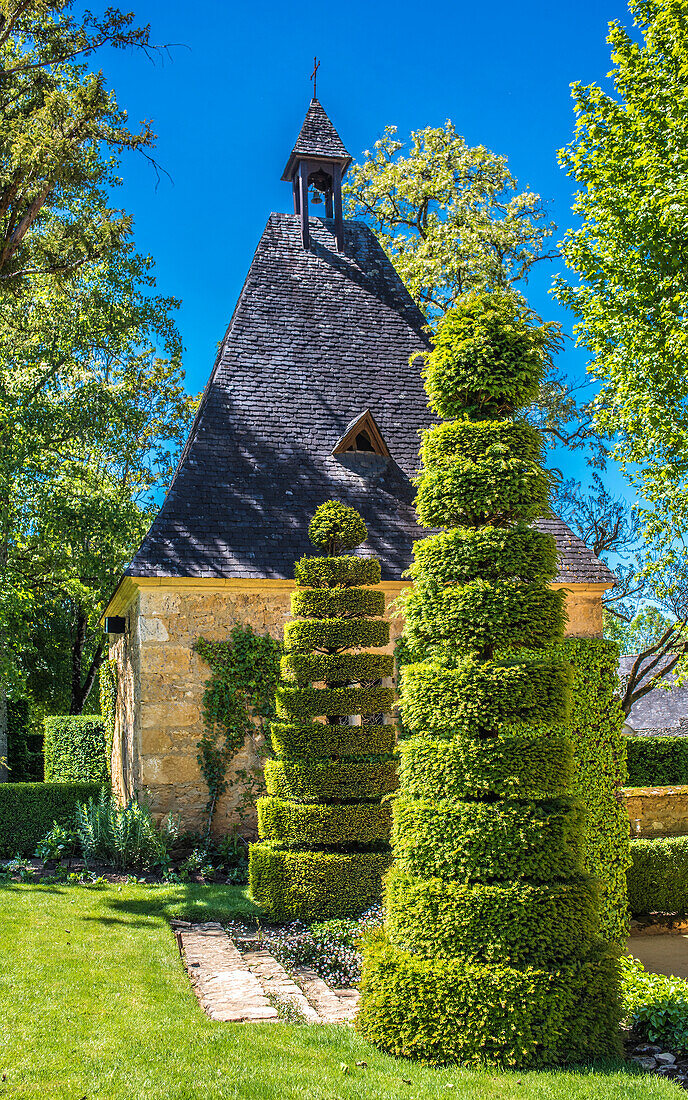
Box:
[0,881,681,1100]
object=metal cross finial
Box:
[310,56,320,99]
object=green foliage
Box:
[35,822,80,863]
[555,0,688,560]
[409,524,558,586]
[249,844,391,921]
[399,733,574,800]
[6,696,42,782]
[627,835,688,915]
[385,868,599,964]
[308,502,367,554]
[0,781,102,856]
[554,638,630,944]
[99,659,117,775]
[265,758,398,804]
[194,625,282,834]
[284,617,390,653]
[269,720,395,760]
[294,555,380,588]
[75,789,177,872]
[291,587,385,620]
[280,652,393,685]
[622,954,688,1052]
[626,735,688,786]
[420,418,545,467]
[257,797,392,849]
[415,454,553,530]
[276,684,394,720]
[392,796,585,883]
[43,715,108,783]
[422,292,559,419]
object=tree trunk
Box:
[69,605,104,714]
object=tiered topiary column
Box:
[357,292,621,1068]
[249,501,397,921]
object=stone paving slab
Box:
[241,947,322,1022]
[628,934,688,980]
[178,922,278,1022]
[291,965,360,1023]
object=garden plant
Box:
[249,501,397,920]
[357,291,622,1067]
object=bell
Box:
[311,189,323,205]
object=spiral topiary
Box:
[249,501,397,920]
[356,291,622,1068]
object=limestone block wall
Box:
[624,786,688,838]
[109,579,606,838]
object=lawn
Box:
[0,882,681,1100]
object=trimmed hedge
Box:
[44,715,108,783]
[280,652,393,685]
[265,758,398,803]
[410,523,558,586]
[401,656,572,738]
[399,734,574,800]
[291,587,385,620]
[626,735,688,786]
[357,930,621,1069]
[627,836,688,915]
[0,781,103,856]
[257,797,392,849]
[249,844,391,921]
[385,867,600,964]
[269,720,396,760]
[276,684,395,719]
[284,618,389,653]
[392,796,585,883]
[415,456,551,529]
[420,418,545,468]
[294,555,381,589]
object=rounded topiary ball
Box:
[423,291,553,421]
[309,501,368,555]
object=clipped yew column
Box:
[357,292,621,1067]
[249,502,397,921]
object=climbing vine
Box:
[99,659,118,778]
[194,625,282,837]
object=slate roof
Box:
[281,98,352,180]
[125,213,615,587]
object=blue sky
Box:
[101,0,635,494]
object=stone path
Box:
[627,933,688,980]
[174,920,360,1025]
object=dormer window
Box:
[333,410,390,458]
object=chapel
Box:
[104,96,615,833]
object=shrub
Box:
[0,782,102,856]
[35,822,80,863]
[249,501,396,920]
[75,789,177,871]
[357,290,621,1068]
[44,715,108,783]
[626,735,688,786]
[7,697,43,782]
[627,835,688,915]
[622,954,688,1052]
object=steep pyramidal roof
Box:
[126,214,615,586]
[281,98,352,180]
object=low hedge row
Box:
[44,715,108,783]
[384,867,599,964]
[410,523,558,586]
[280,652,393,685]
[265,758,398,803]
[249,844,391,921]
[357,930,621,1068]
[291,587,385,620]
[399,734,574,800]
[276,684,395,719]
[627,835,688,915]
[626,736,688,787]
[257,796,392,849]
[269,720,396,760]
[294,555,381,588]
[0,782,103,856]
[392,796,585,882]
[403,577,566,656]
[284,618,389,653]
[400,656,572,738]
[415,457,551,529]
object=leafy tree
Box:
[556,0,688,554]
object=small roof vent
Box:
[332,409,390,458]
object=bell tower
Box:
[281,95,352,252]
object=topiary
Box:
[356,290,622,1068]
[248,501,396,921]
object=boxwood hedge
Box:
[44,715,108,783]
[0,781,103,856]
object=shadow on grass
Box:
[103,883,263,924]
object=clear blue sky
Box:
[101,0,634,493]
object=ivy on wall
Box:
[99,659,118,778]
[194,625,282,837]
